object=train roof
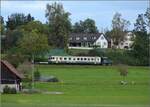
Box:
[49,55,101,58]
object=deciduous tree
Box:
[132,8,150,66]
[134,14,147,32]
[6,13,34,30]
[0,16,5,35]
[4,29,23,50]
[18,30,49,59]
[144,8,150,28]
[45,2,71,49]
[131,31,149,65]
[72,18,99,33]
[111,13,130,48]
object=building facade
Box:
[118,32,135,49]
[68,33,109,49]
[0,60,24,92]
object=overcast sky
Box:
[1,0,149,31]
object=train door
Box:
[56,57,58,63]
[94,57,97,64]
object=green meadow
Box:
[1,65,150,107]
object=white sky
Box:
[1,0,149,31]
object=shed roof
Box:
[1,60,24,79]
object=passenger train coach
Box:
[48,56,112,65]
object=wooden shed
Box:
[0,60,24,92]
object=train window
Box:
[69,58,71,60]
[91,58,94,61]
[60,57,62,60]
[77,58,79,60]
[84,58,87,60]
[64,58,67,60]
[81,58,83,60]
[52,57,55,59]
[73,58,76,60]
[88,58,90,60]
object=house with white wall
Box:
[68,33,109,49]
[118,32,135,49]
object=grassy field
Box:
[1,65,150,107]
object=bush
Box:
[3,85,11,94]
[34,56,48,62]
[3,85,17,94]
[69,48,148,66]
[47,77,59,82]
[22,81,31,89]
[10,88,17,94]
[39,76,59,82]
[88,49,105,56]
[68,49,89,56]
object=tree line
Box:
[0,2,150,66]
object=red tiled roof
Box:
[1,60,24,79]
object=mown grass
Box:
[1,65,150,107]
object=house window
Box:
[83,37,87,40]
[103,42,106,45]
[93,36,96,39]
[101,36,104,40]
[97,42,100,45]
[76,37,80,40]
